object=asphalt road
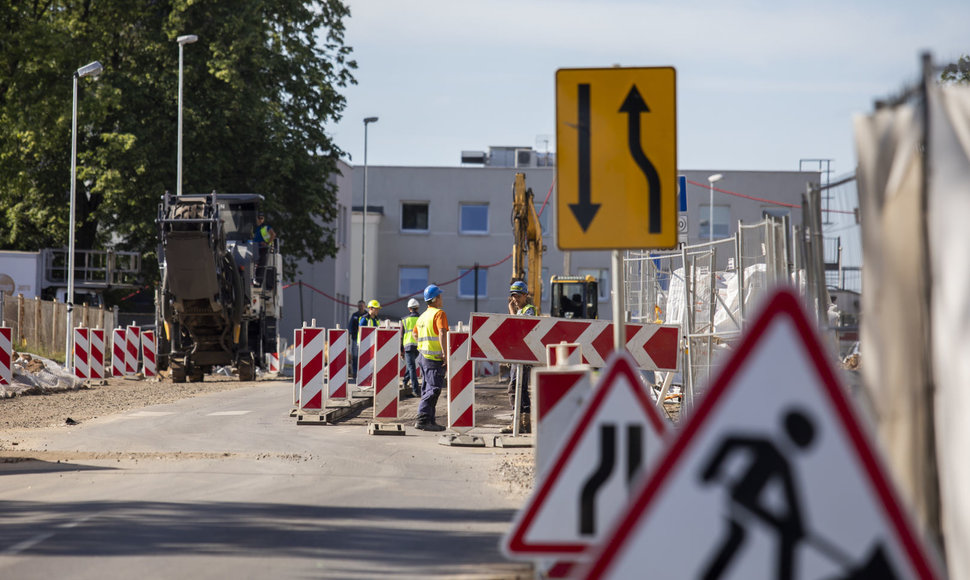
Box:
[0,380,534,579]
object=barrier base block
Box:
[493,435,534,448]
[289,408,298,418]
[296,412,328,425]
[368,423,405,436]
[438,433,486,447]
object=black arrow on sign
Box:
[570,83,600,232]
[619,85,662,233]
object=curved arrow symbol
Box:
[619,85,662,233]
[570,83,600,232]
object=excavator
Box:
[510,172,598,318]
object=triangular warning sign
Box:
[503,351,668,559]
[582,289,943,579]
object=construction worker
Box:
[359,299,381,341]
[401,297,421,398]
[347,300,366,380]
[253,212,276,284]
[504,280,534,434]
[413,284,448,431]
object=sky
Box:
[329,0,970,178]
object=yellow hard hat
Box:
[367,299,381,309]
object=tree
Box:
[941,55,970,85]
[0,0,356,280]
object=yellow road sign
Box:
[556,67,677,250]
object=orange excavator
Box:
[510,172,544,313]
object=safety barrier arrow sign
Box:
[468,313,679,370]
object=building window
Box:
[402,202,429,232]
[460,203,489,234]
[399,266,428,297]
[458,267,487,298]
[338,205,348,248]
[700,205,731,240]
[579,268,610,303]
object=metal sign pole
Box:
[612,250,626,350]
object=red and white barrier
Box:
[74,328,89,379]
[533,366,593,478]
[545,342,583,367]
[293,328,303,405]
[327,328,349,401]
[89,329,105,380]
[268,351,280,374]
[372,328,401,419]
[125,325,140,375]
[357,326,377,388]
[447,328,474,433]
[141,330,156,377]
[299,326,324,412]
[111,328,126,377]
[0,327,12,387]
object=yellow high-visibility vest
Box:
[402,312,419,349]
[416,306,444,361]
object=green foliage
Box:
[941,55,970,85]
[0,0,356,280]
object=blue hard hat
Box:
[510,281,528,295]
[423,284,442,302]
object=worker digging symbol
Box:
[698,408,901,580]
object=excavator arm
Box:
[511,172,544,314]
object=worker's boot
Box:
[519,412,531,434]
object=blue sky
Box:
[329,0,969,177]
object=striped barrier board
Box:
[0,327,12,387]
[533,366,593,478]
[89,329,105,380]
[111,329,126,377]
[372,328,401,419]
[326,328,349,401]
[268,351,279,374]
[447,328,474,433]
[299,326,325,412]
[546,342,583,367]
[470,313,680,371]
[74,327,89,379]
[356,326,377,388]
[293,329,303,405]
[141,330,157,377]
[125,325,140,375]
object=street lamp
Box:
[361,116,378,302]
[176,34,198,197]
[707,173,723,243]
[65,60,104,369]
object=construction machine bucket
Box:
[165,232,221,300]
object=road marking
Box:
[127,411,175,417]
[1,514,100,556]
[207,411,251,416]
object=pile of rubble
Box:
[1,352,84,398]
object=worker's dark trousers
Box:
[416,354,444,424]
[508,365,532,413]
[403,347,420,396]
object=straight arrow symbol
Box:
[570,83,600,232]
[619,85,662,233]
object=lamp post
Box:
[65,60,104,369]
[707,173,723,243]
[176,34,198,197]
[361,116,378,302]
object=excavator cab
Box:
[549,275,598,319]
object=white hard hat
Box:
[407,298,420,309]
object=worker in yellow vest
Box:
[401,298,421,398]
[413,285,448,431]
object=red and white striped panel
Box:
[372,328,401,420]
[89,329,105,380]
[268,351,279,373]
[326,328,349,401]
[292,329,303,405]
[111,329,126,377]
[73,327,90,379]
[356,326,377,388]
[533,366,593,479]
[0,327,12,386]
[545,342,583,367]
[299,326,324,412]
[141,330,157,377]
[125,325,140,375]
[447,329,474,434]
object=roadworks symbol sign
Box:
[581,289,943,580]
[502,351,668,559]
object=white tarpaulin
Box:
[927,82,970,580]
